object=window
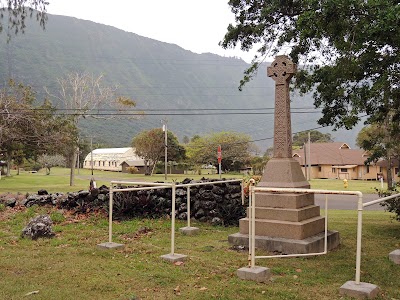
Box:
[109,162,110,166]
[340,168,348,172]
[332,168,335,173]
[103,161,105,166]
[318,166,322,172]
[366,165,370,173]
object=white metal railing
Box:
[248,186,400,285]
[106,179,244,257]
[108,181,172,244]
[248,186,364,280]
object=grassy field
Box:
[0,206,399,299]
[0,167,383,195]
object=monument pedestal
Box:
[229,191,340,254]
[229,159,340,254]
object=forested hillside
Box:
[0,13,361,150]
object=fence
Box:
[248,185,400,286]
[104,179,244,257]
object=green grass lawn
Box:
[0,207,399,299]
[0,167,382,195]
[0,167,244,194]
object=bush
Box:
[379,189,400,221]
[126,166,139,174]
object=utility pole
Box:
[90,136,94,176]
[303,142,307,180]
[162,119,168,181]
[307,131,311,180]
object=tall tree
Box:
[0,0,47,38]
[0,80,76,175]
[356,121,400,190]
[132,128,185,176]
[186,131,254,172]
[220,1,400,131]
[47,72,136,185]
[292,130,333,147]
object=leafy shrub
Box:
[379,189,400,221]
[127,166,139,174]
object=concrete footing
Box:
[160,253,187,263]
[237,266,271,283]
[96,242,125,250]
[179,226,200,235]
[228,230,340,254]
[339,281,380,299]
[389,249,400,264]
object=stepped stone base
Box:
[239,216,325,240]
[228,230,340,254]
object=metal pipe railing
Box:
[247,187,362,272]
[107,179,245,257]
[107,182,173,244]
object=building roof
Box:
[120,160,146,167]
[84,147,142,162]
[92,147,132,154]
[292,142,369,166]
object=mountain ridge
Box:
[0,13,361,150]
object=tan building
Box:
[83,147,145,172]
[376,159,400,184]
[292,142,380,180]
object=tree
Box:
[186,131,254,172]
[0,80,76,174]
[47,72,136,186]
[250,153,270,175]
[220,1,400,131]
[37,154,66,175]
[0,80,76,176]
[132,128,185,176]
[356,122,400,190]
[0,0,47,38]
[292,130,334,147]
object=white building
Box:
[83,147,144,172]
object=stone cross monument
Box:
[258,55,309,188]
[229,55,339,254]
[267,55,295,159]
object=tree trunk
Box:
[6,151,11,176]
[69,148,78,186]
[387,156,393,190]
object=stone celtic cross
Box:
[267,55,297,158]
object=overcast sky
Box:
[47,0,257,63]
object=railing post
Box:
[108,184,113,243]
[355,193,363,284]
[248,184,252,266]
[171,182,176,255]
[187,186,191,228]
[251,185,256,268]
